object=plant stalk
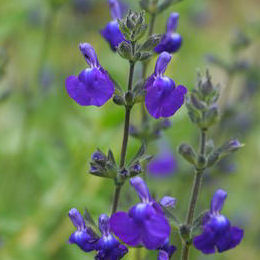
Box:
[181,129,207,260]
[111,61,135,215]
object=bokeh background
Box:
[0,0,259,259]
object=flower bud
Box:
[91,150,107,165]
[201,105,219,128]
[219,139,244,155]
[178,143,197,165]
[129,163,142,177]
[117,41,133,60]
[113,94,125,106]
[160,196,176,208]
[139,34,162,52]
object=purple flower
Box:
[145,52,187,119]
[110,177,171,250]
[158,238,176,259]
[101,0,126,51]
[193,189,244,254]
[95,214,128,259]
[68,209,127,259]
[154,13,182,54]
[147,148,177,177]
[65,43,114,107]
[68,208,98,252]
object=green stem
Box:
[111,61,135,215]
[181,129,207,260]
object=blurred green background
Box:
[0,0,259,259]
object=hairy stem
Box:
[111,61,135,215]
[181,129,207,260]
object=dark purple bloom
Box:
[95,214,128,259]
[158,238,176,259]
[101,0,126,51]
[68,209,127,259]
[65,43,114,107]
[193,189,244,254]
[145,52,187,119]
[154,13,182,54]
[110,177,171,250]
[147,148,177,177]
[68,208,97,252]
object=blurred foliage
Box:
[0,0,259,259]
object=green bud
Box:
[135,51,153,62]
[218,139,244,155]
[117,41,133,60]
[178,143,197,165]
[190,92,207,110]
[207,152,220,168]
[186,101,202,124]
[139,34,162,51]
[113,94,125,106]
[200,105,219,128]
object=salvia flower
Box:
[68,208,98,252]
[110,177,171,249]
[193,189,244,254]
[101,0,126,51]
[147,147,177,177]
[158,238,176,259]
[65,43,114,107]
[145,52,187,119]
[68,209,127,259]
[95,214,128,259]
[154,13,182,54]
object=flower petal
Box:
[108,0,122,20]
[159,85,187,118]
[130,177,151,203]
[79,43,99,67]
[101,21,125,51]
[210,189,227,214]
[68,208,85,230]
[154,52,172,76]
[216,226,244,253]
[65,75,91,106]
[166,13,179,33]
[110,212,141,246]
[142,213,170,249]
[158,250,169,260]
[78,68,114,107]
[193,230,216,254]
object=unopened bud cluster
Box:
[186,70,220,130]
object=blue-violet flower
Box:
[193,189,244,254]
[110,177,171,250]
[147,147,177,177]
[154,13,182,54]
[145,52,187,119]
[68,208,98,252]
[95,214,128,259]
[65,43,114,107]
[68,209,127,259]
[101,0,126,51]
